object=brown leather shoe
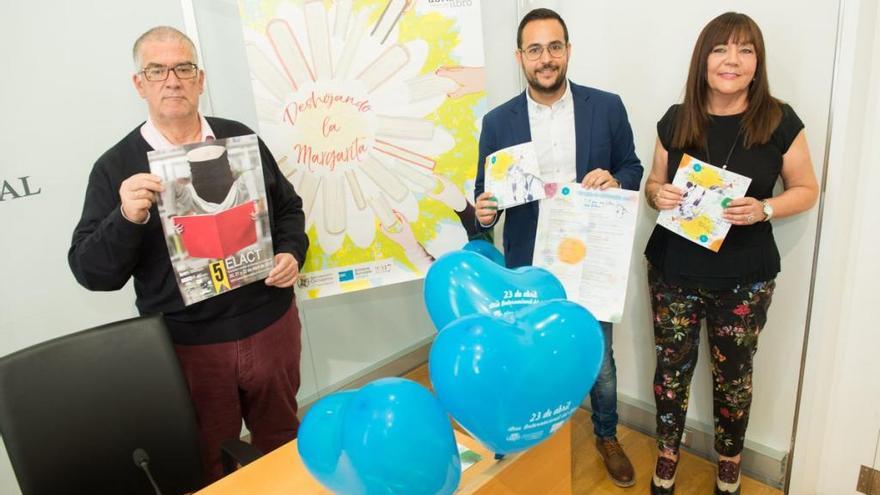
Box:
[595,437,635,487]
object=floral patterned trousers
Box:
[648,265,775,457]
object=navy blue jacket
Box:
[474,82,643,268]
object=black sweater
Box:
[69,117,309,344]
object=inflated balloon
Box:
[429,300,604,455]
[298,378,461,495]
[424,250,566,332]
[462,239,505,265]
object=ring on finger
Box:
[746,214,755,223]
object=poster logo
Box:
[426,0,474,7]
[209,259,232,293]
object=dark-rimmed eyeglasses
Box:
[140,63,199,82]
[520,42,567,61]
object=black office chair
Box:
[0,315,254,495]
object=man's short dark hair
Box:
[133,26,198,70]
[517,8,569,48]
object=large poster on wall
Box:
[238,0,487,299]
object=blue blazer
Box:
[474,82,643,268]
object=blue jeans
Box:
[589,322,618,439]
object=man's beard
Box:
[525,63,567,95]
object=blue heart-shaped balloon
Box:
[424,250,566,332]
[428,300,604,454]
[462,239,505,265]
[298,378,461,495]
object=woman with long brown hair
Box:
[643,12,818,495]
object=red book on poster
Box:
[174,201,258,259]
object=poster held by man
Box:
[150,135,276,305]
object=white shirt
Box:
[140,114,215,151]
[123,115,216,224]
[526,81,577,184]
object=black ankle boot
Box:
[715,459,742,495]
[650,456,678,495]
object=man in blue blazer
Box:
[474,8,643,487]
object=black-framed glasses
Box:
[140,63,199,82]
[520,42,567,61]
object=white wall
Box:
[0,2,188,493]
[789,0,880,492]
[0,3,176,352]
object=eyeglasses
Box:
[520,42,567,61]
[140,63,199,82]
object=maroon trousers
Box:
[174,303,302,482]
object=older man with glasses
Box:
[474,8,643,488]
[69,26,308,483]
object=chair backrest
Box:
[0,315,204,495]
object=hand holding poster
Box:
[149,134,275,306]
[484,142,546,209]
[656,154,751,252]
[533,184,639,323]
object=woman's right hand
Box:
[653,183,684,210]
[645,137,683,212]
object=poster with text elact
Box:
[149,134,275,306]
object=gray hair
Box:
[132,26,198,70]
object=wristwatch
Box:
[761,200,774,221]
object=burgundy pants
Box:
[174,304,302,482]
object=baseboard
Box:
[589,394,788,489]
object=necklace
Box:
[705,124,743,170]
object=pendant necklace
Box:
[706,124,743,170]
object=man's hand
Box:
[581,169,619,190]
[475,191,498,225]
[119,173,164,224]
[265,253,299,288]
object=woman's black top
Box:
[644,103,804,289]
